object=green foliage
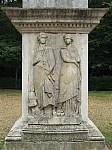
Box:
[0,77,21,89]
[89,76,112,91]
[0,0,22,7]
[0,39,21,64]
[0,9,21,65]
[103,0,112,8]
[89,0,110,7]
[89,8,112,76]
[0,8,21,88]
[0,9,21,74]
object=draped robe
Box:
[59,46,81,104]
[33,46,56,109]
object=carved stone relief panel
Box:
[28,33,82,124]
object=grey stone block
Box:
[5,120,108,150]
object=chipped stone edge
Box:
[5,118,24,141]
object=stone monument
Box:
[3,0,108,149]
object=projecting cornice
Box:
[3,8,108,34]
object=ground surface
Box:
[0,90,21,140]
[0,90,112,149]
[89,91,112,144]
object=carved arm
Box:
[61,48,79,67]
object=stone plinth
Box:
[5,120,108,150]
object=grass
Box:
[89,91,112,144]
[0,89,21,142]
[0,89,21,96]
[0,141,4,149]
[89,91,112,97]
[0,90,112,148]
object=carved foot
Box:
[57,110,65,116]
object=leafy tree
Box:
[89,9,112,76]
[89,0,111,7]
[0,0,22,7]
[0,8,22,88]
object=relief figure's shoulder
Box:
[60,47,68,54]
[60,47,67,52]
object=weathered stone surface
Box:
[5,141,108,150]
[27,33,82,124]
[22,124,88,142]
[5,119,108,150]
[23,0,88,8]
[3,8,108,34]
[5,118,25,141]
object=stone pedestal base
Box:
[5,118,108,150]
[6,141,108,150]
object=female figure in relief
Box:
[58,34,81,117]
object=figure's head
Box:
[63,34,73,45]
[38,32,48,44]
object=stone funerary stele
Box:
[3,0,108,149]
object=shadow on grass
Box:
[0,89,21,96]
[89,91,112,97]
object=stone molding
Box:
[3,8,108,33]
[22,124,88,142]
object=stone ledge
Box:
[5,141,108,150]
[3,8,108,20]
[22,123,89,142]
[3,8,108,33]
[5,118,25,142]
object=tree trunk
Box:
[15,67,18,89]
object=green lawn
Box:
[0,89,21,96]
[89,91,112,97]
[89,91,112,144]
[0,90,112,149]
[0,141,4,149]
